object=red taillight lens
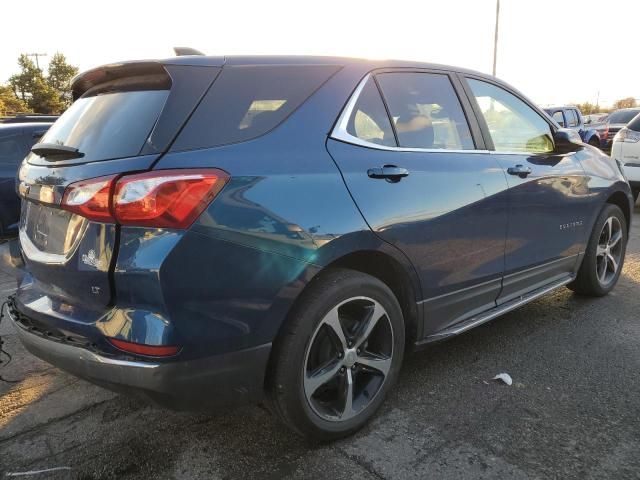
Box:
[60,169,229,228]
[61,175,116,222]
[114,169,229,228]
[108,338,180,357]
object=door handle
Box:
[507,164,532,178]
[367,165,410,182]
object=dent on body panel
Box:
[192,174,370,265]
[158,229,319,354]
[101,228,186,347]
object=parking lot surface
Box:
[1,204,639,479]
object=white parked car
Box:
[611,112,640,203]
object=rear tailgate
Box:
[17,61,221,310]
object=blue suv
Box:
[7,56,633,440]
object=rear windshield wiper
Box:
[31,143,85,161]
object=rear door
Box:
[327,70,509,335]
[462,77,590,303]
[17,62,220,308]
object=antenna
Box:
[173,47,205,57]
[492,0,500,76]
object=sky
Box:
[2,0,638,107]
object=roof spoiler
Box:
[174,47,205,56]
[71,61,169,100]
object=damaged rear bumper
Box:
[7,302,271,410]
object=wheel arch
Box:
[322,250,422,346]
[268,246,423,374]
[606,189,632,229]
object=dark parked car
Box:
[0,123,51,236]
[604,107,640,150]
[6,56,633,440]
[544,106,603,147]
[1,114,59,124]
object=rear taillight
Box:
[61,175,117,222]
[615,128,640,144]
[113,169,228,228]
[60,169,229,228]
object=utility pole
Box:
[492,0,500,76]
[27,53,48,71]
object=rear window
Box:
[627,113,640,132]
[172,65,340,151]
[608,109,640,124]
[33,77,170,163]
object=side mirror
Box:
[554,128,583,153]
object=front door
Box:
[327,71,509,335]
[463,77,590,303]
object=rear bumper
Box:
[8,304,272,410]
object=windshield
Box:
[34,89,169,163]
[608,109,640,124]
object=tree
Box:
[0,85,31,116]
[612,97,637,110]
[6,53,78,114]
[47,52,79,108]
[29,77,65,114]
[9,54,42,102]
[576,102,599,115]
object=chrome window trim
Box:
[488,150,560,156]
[330,73,564,157]
[330,74,490,154]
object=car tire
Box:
[267,268,405,441]
[568,204,627,296]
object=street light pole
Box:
[492,0,500,76]
[27,53,48,71]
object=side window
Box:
[0,134,27,165]
[345,78,396,147]
[467,79,554,154]
[376,73,474,150]
[173,65,340,151]
[552,111,565,127]
[565,109,578,127]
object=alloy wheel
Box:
[596,216,623,285]
[303,296,393,422]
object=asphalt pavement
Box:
[0,204,639,479]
